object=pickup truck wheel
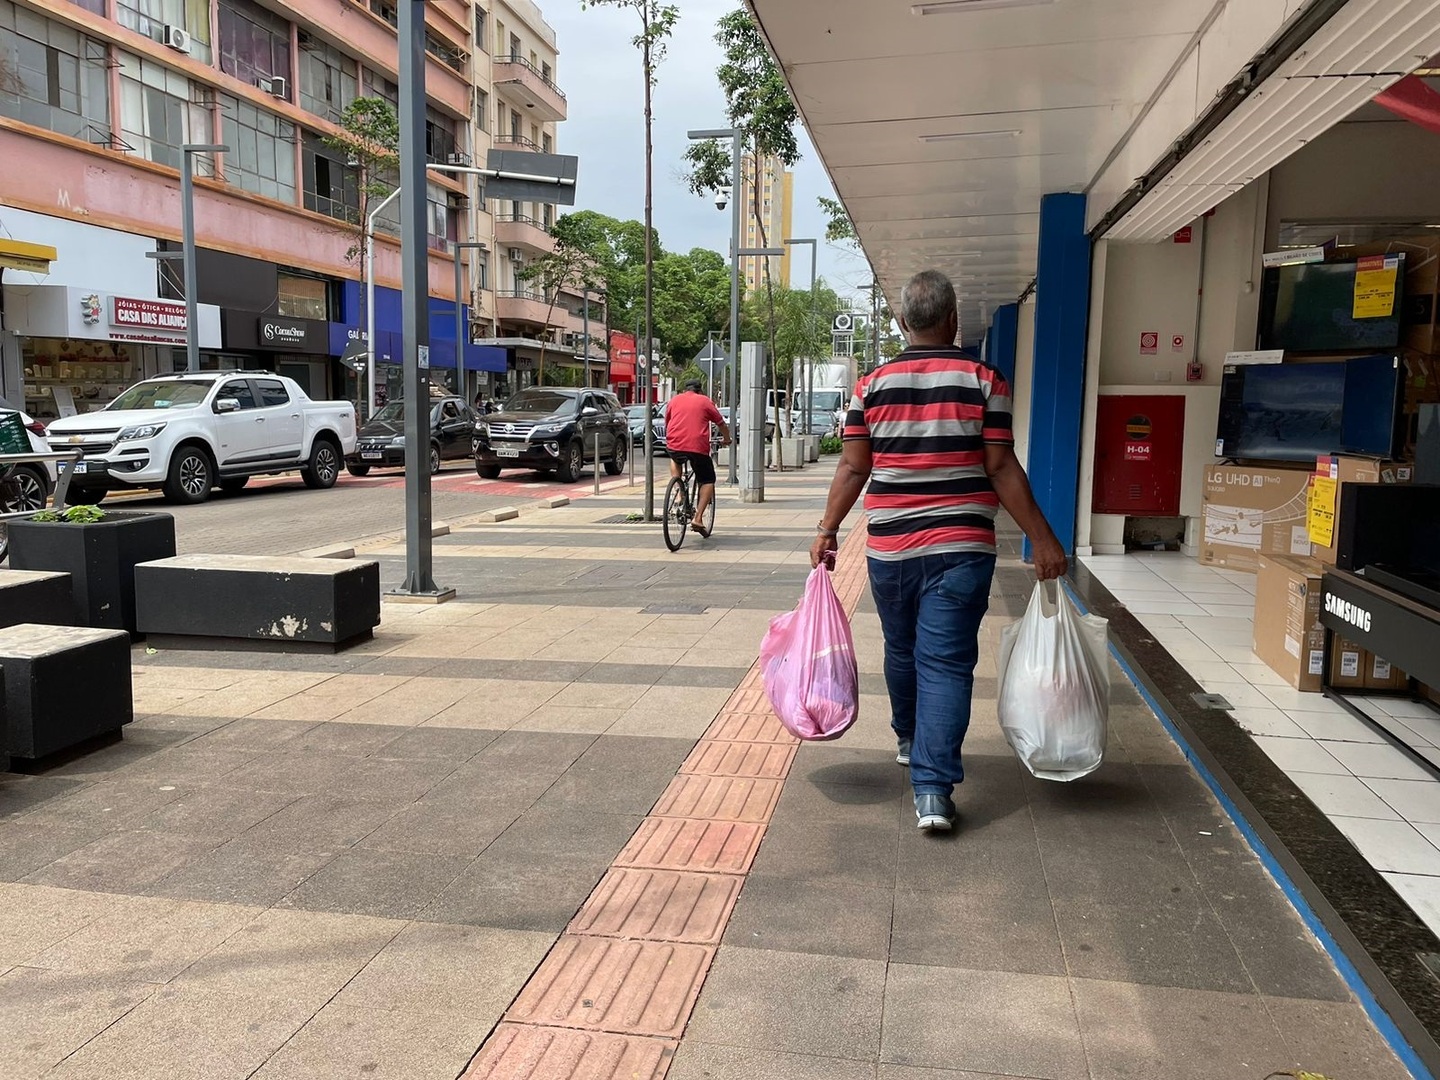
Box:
[162,446,213,504]
[428,443,441,475]
[476,463,501,480]
[346,463,371,477]
[219,477,249,494]
[605,437,627,476]
[302,439,341,490]
[556,440,584,484]
[1,465,47,512]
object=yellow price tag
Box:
[1353,255,1399,319]
[1308,475,1338,548]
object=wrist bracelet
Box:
[816,522,839,538]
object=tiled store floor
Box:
[1082,551,1440,938]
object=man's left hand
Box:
[1032,536,1068,582]
[810,533,838,569]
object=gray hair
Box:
[900,270,957,333]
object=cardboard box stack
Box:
[1306,454,1413,566]
[1201,465,1314,572]
[1253,554,1326,691]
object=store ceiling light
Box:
[912,0,1055,14]
[918,129,1023,143]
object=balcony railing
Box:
[495,213,548,230]
[496,288,547,303]
[494,135,542,152]
[495,54,565,102]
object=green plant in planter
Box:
[819,435,843,455]
[31,505,106,524]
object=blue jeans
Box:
[868,551,996,798]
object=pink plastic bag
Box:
[760,566,859,741]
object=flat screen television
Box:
[1258,256,1405,353]
[1216,355,1402,463]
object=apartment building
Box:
[738,150,793,295]
[0,0,571,420]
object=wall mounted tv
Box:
[1216,355,1403,463]
[1258,255,1405,353]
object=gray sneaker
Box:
[915,793,956,832]
[896,737,912,766]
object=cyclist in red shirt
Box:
[664,380,730,537]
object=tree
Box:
[818,196,858,245]
[651,248,729,363]
[322,97,400,412]
[584,0,680,516]
[517,228,602,384]
[682,7,802,462]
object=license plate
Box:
[59,460,88,474]
[360,451,382,460]
[495,448,520,459]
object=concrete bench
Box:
[0,623,132,760]
[134,554,381,652]
[0,570,73,629]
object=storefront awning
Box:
[0,239,57,274]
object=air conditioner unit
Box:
[507,247,523,262]
[445,152,471,167]
[266,76,288,99]
[162,25,191,53]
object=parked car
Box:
[624,403,666,453]
[474,387,629,483]
[719,406,776,442]
[1,405,54,513]
[44,372,357,505]
[347,395,476,476]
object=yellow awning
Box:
[0,239,57,274]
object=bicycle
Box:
[662,443,722,552]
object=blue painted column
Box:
[1025,193,1091,558]
[989,302,1019,386]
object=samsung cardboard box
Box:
[1366,652,1409,692]
[1328,636,1367,690]
[1309,455,1413,567]
[1253,554,1326,692]
[1202,465,1315,572]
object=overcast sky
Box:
[544,0,874,305]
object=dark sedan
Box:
[346,396,475,476]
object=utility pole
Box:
[871,281,881,371]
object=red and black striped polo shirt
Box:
[843,346,1014,560]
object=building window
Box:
[116,0,212,63]
[508,33,519,60]
[217,0,291,99]
[541,60,551,83]
[509,108,519,138]
[118,50,208,169]
[425,31,464,73]
[427,182,457,252]
[473,7,484,51]
[541,132,551,154]
[68,0,105,12]
[474,249,487,291]
[366,0,396,28]
[424,106,457,164]
[219,92,296,202]
[474,88,487,132]
[301,131,357,222]
[297,32,356,124]
[362,70,397,110]
[0,2,109,141]
[277,273,327,319]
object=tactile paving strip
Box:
[460,526,869,1078]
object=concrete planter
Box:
[8,511,176,634]
[804,435,821,463]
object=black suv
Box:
[474,388,628,483]
[347,395,475,476]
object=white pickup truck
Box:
[45,371,357,505]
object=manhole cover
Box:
[640,603,709,615]
[597,514,650,524]
[1191,693,1234,711]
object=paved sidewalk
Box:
[0,462,1414,1079]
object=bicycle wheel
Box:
[692,474,714,538]
[662,475,689,552]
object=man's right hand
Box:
[1031,536,1068,582]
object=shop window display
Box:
[23,339,147,420]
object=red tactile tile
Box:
[615,817,766,875]
[506,935,713,1039]
[570,867,743,944]
[680,740,797,779]
[722,685,773,716]
[705,712,794,744]
[651,773,783,823]
[462,1023,674,1080]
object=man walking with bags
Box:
[810,269,1068,832]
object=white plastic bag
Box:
[996,581,1110,781]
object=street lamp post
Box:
[686,127,742,485]
[453,241,487,400]
[784,237,817,437]
[180,144,228,372]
